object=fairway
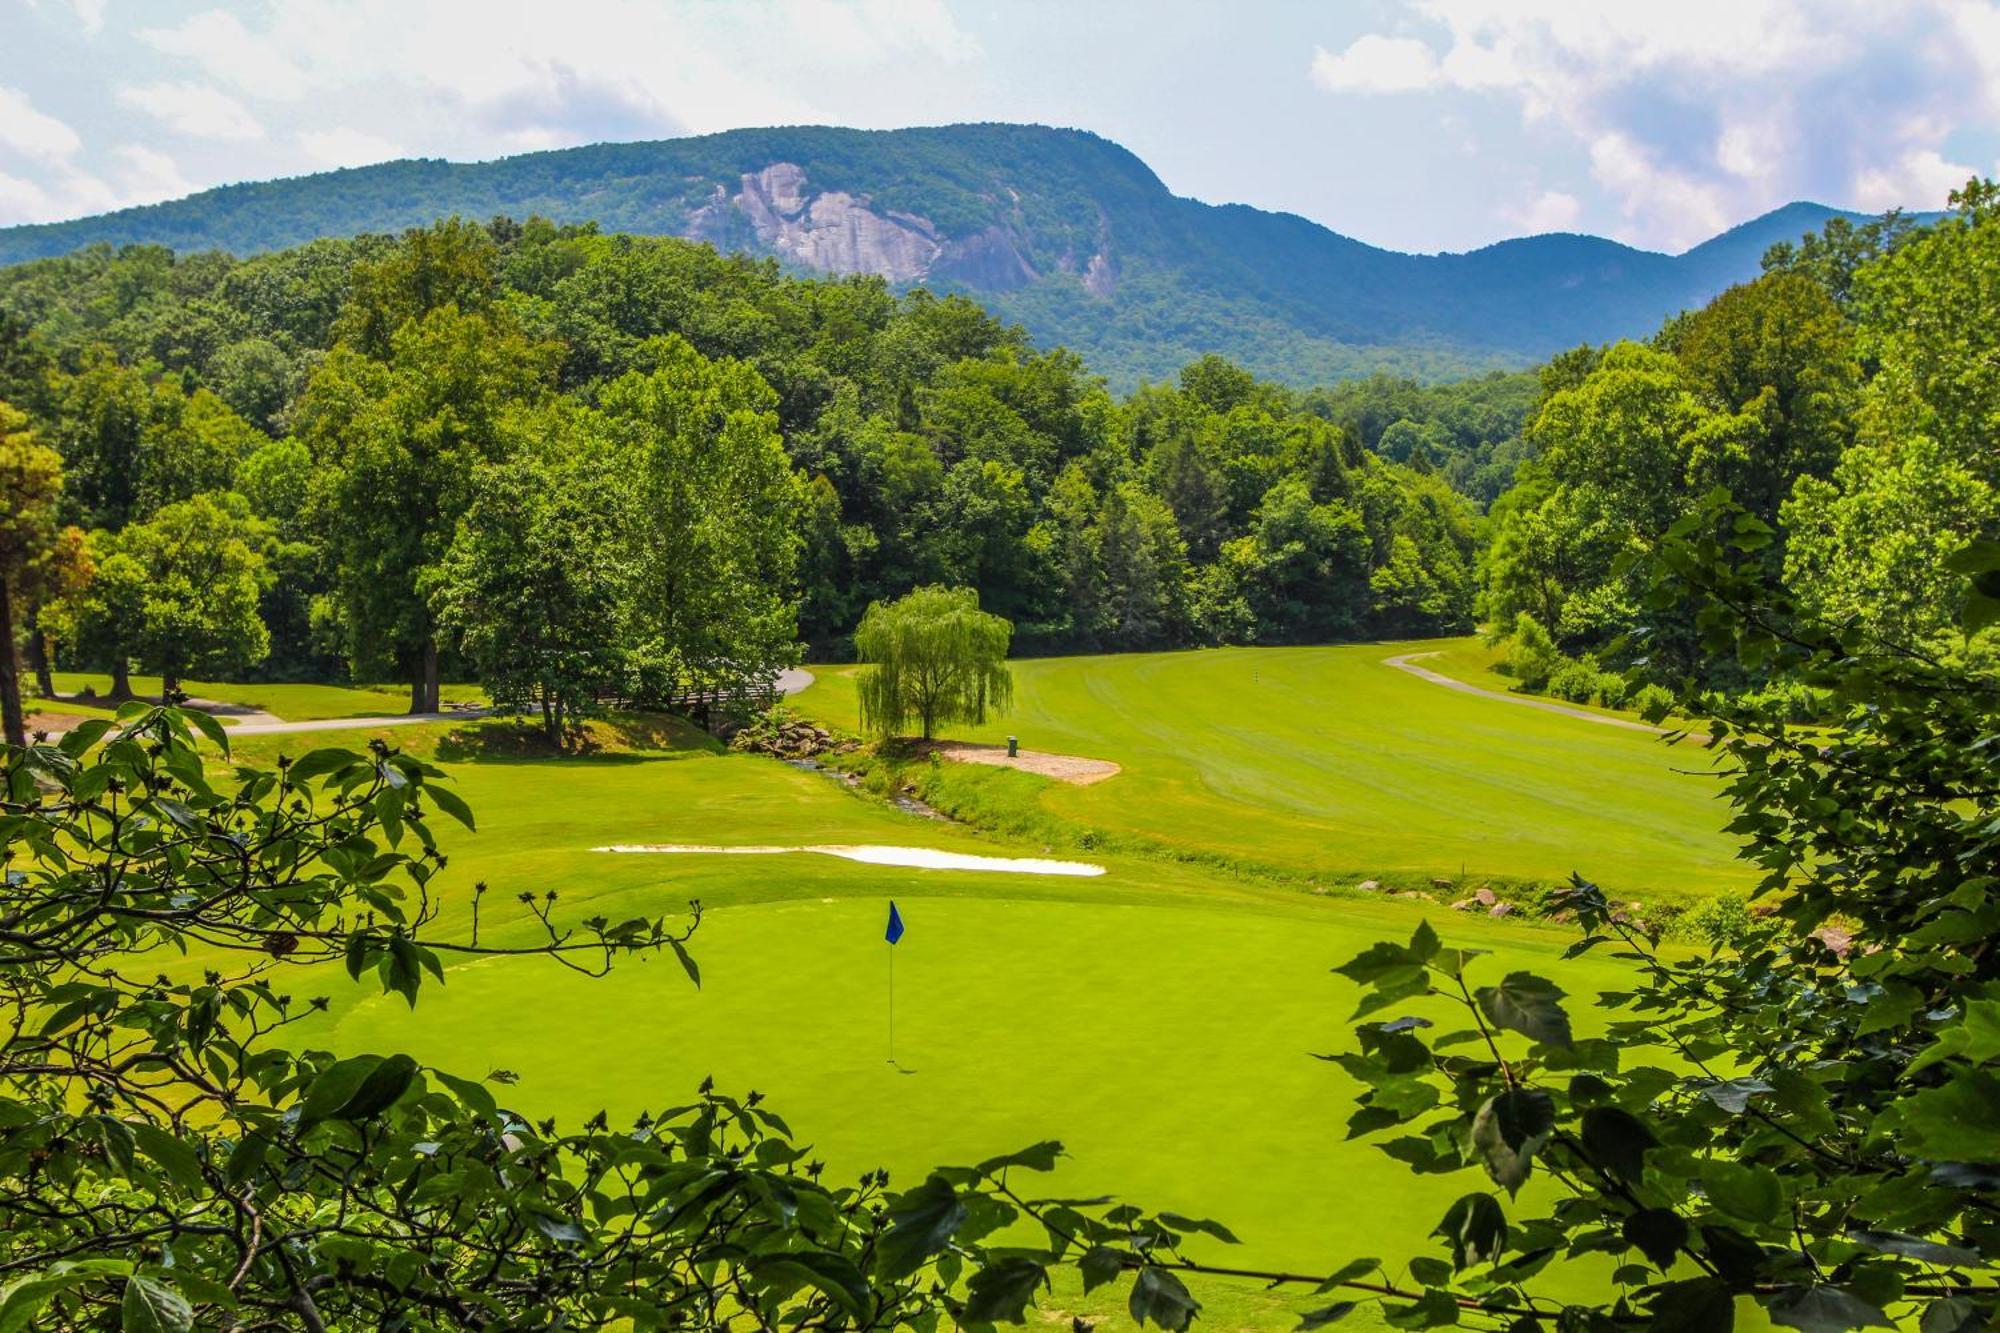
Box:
[235,694,1723,1329]
[794,639,1744,899]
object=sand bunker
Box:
[594,843,1106,877]
[907,741,1120,785]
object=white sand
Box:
[593,843,1106,877]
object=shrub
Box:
[1544,655,1603,703]
[1502,610,1560,690]
[1630,681,1675,719]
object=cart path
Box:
[1382,651,1673,736]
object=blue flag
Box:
[885,901,906,945]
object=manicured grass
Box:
[39,672,484,720]
[794,639,1745,900]
[239,714,1646,1329]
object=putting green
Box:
[794,640,1744,899]
[309,891,1636,1328]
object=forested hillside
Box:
[0,124,1909,388]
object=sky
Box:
[3,0,1999,254]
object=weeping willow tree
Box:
[855,585,1014,740]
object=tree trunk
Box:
[410,670,425,714]
[0,578,25,747]
[109,659,132,702]
[541,693,556,748]
[161,668,180,705]
[27,626,53,697]
[422,637,441,714]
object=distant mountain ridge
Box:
[0,124,1904,387]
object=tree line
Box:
[1481,188,1998,707]
[0,215,1490,745]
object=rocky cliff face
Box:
[688,161,1058,294]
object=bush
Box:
[1677,891,1756,948]
[1545,655,1604,703]
[1502,611,1560,690]
[1630,681,1675,719]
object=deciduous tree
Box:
[856,584,1014,740]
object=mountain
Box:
[0,124,1893,388]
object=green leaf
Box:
[1646,1278,1735,1332]
[1297,1303,1357,1329]
[977,1142,1063,1174]
[333,1053,418,1122]
[1622,1207,1689,1269]
[285,747,361,786]
[1470,1091,1550,1196]
[668,938,701,989]
[1767,1286,1894,1331]
[1846,1229,1981,1268]
[179,708,230,757]
[0,1266,125,1333]
[1474,972,1573,1047]
[1127,1267,1198,1332]
[1313,1258,1380,1293]
[1701,1161,1784,1227]
[1078,1246,1125,1294]
[425,782,476,830]
[1581,1106,1657,1184]
[1432,1192,1505,1270]
[121,1277,192,1333]
[877,1175,966,1279]
[295,1055,381,1130]
[963,1257,1046,1325]
[127,1121,202,1191]
[1899,1071,2000,1163]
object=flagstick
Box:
[887,940,896,1064]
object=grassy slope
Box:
[218,706,1681,1330]
[794,640,1743,901]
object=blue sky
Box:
[4,0,1998,253]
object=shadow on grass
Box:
[432,712,724,765]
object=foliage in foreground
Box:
[0,704,1230,1330]
[1310,514,2000,1330]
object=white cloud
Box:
[111,144,194,205]
[117,82,265,142]
[138,11,309,102]
[298,127,407,169]
[69,0,107,35]
[1309,0,2000,247]
[1854,148,1979,211]
[1501,188,1581,234]
[0,85,84,161]
[1310,36,1440,93]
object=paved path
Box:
[1383,651,1672,736]
[776,668,815,696]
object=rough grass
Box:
[795,639,1745,902]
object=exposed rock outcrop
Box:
[727,163,941,282]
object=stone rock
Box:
[1430,877,1455,890]
[1488,902,1516,917]
[1356,879,1381,892]
[1473,887,1497,907]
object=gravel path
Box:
[1383,651,1672,736]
